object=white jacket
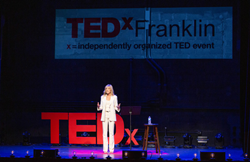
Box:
[97,95,120,121]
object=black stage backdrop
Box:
[0,0,247,148]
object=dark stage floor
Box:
[0,145,244,160]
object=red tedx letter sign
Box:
[42,112,125,145]
[41,112,68,144]
[68,113,96,144]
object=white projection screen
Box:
[55,7,232,59]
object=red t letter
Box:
[41,112,68,144]
[67,18,83,38]
[68,113,96,144]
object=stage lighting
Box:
[56,151,61,159]
[40,150,44,158]
[25,151,30,158]
[215,133,224,149]
[90,152,95,159]
[183,133,193,148]
[244,153,249,161]
[197,135,209,149]
[193,153,198,161]
[10,150,15,158]
[72,151,77,159]
[227,153,232,161]
[158,153,163,161]
[141,152,146,159]
[176,153,181,161]
[210,153,216,161]
[122,150,147,159]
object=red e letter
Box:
[68,113,96,144]
[41,112,68,144]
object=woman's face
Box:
[105,86,111,95]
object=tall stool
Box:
[142,124,160,153]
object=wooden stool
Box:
[142,124,160,153]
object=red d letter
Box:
[102,18,120,38]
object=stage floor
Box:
[0,145,244,160]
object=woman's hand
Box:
[117,103,121,111]
[97,102,100,108]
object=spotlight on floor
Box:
[72,151,77,159]
[40,150,44,158]
[124,151,128,159]
[227,153,232,161]
[10,150,15,158]
[56,151,61,159]
[90,152,95,159]
[25,151,30,158]
[244,153,249,161]
[215,133,224,149]
[183,133,193,148]
[193,153,198,161]
[210,153,215,161]
[122,150,147,159]
[176,153,181,161]
[158,153,163,161]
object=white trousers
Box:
[102,112,115,152]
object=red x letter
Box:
[67,44,71,49]
[122,17,133,30]
[125,128,139,145]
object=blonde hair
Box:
[103,84,115,96]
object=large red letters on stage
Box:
[41,112,134,145]
[67,17,133,38]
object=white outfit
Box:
[97,95,120,152]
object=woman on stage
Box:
[97,84,121,153]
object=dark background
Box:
[0,0,248,147]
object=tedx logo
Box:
[66,17,133,38]
[42,112,138,145]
